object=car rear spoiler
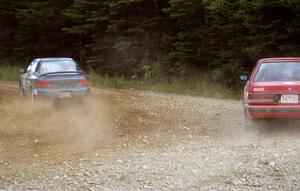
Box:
[39,71,83,76]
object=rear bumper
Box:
[246,105,300,119]
[34,87,90,99]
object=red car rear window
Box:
[254,62,300,82]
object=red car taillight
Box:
[35,80,52,87]
[78,79,89,86]
[247,92,277,104]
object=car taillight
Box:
[78,79,89,86]
[247,92,276,104]
[35,80,52,87]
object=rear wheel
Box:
[20,86,25,97]
[244,111,272,135]
[19,81,25,97]
[244,111,253,130]
[244,110,261,131]
[31,87,36,101]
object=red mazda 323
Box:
[241,58,300,123]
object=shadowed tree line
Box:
[0,0,299,88]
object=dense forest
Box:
[0,0,299,88]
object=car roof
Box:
[34,57,74,62]
[258,57,300,63]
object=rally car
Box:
[241,58,300,127]
[19,58,90,100]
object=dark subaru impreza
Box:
[19,58,90,100]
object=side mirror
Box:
[19,68,25,73]
[240,75,248,81]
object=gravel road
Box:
[0,81,299,191]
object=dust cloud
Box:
[0,91,117,161]
[231,114,300,147]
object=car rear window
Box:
[254,62,300,82]
[38,60,80,74]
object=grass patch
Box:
[0,64,19,81]
[0,65,242,99]
[90,72,242,99]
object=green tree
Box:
[0,0,20,60]
[14,0,73,60]
[1,0,299,88]
[160,0,207,78]
[65,0,168,77]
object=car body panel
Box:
[243,57,300,119]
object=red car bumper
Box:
[246,105,300,119]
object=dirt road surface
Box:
[0,81,299,190]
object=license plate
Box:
[59,92,72,99]
[280,95,298,103]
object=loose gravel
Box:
[0,83,299,190]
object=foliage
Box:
[0,62,19,81]
[90,70,240,99]
[0,0,299,89]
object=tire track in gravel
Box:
[0,82,168,162]
[1,81,300,191]
[1,81,299,163]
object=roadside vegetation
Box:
[0,63,19,81]
[1,0,299,91]
[0,64,241,99]
[90,71,241,99]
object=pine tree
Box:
[0,0,20,60]
[14,0,73,60]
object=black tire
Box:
[244,110,260,131]
[20,86,25,97]
[19,81,25,97]
[244,111,253,130]
[31,87,36,101]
